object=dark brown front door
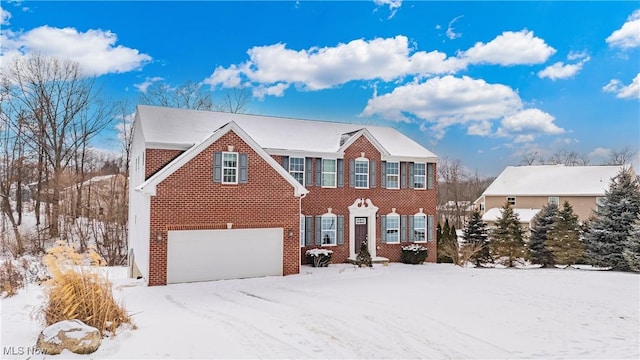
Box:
[355,217,368,254]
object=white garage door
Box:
[167,228,283,284]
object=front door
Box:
[354,217,368,254]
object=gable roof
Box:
[135,105,437,162]
[482,165,624,197]
[135,121,308,197]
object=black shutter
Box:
[408,162,415,189]
[213,152,222,183]
[380,161,387,188]
[427,163,434,189]
[337,216,344,245]
[315,158,322,186]
[305,157,313,186]
[349,159,356,187]
[381,215,387,243]
[239,153,248,183]
[337,159,344,187]
[305,216,313,246]
[370,161,376,188]
[281,156,289,171]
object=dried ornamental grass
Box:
[42,252,130,336]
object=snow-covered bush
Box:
[401,245,428,264]
[305,248,333,267]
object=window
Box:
[289,157,305,185]
[386,161,399,189]
[222,152,238,184]
[507,197,516,206]
[322,159,337,187]
[413,163,426,189]
[355,159,369,188]
[548,196,559,206]
[413,214,426,242]
[321,214,337,245]
[386,214,400,244]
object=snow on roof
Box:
[482,165,624,197]
[482,207,541,223]
[135,105,437,160]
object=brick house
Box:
[129,105,438,285]
[474,164,624,230]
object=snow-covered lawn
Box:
[1,263,638,359]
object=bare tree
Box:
[607,146,636,166]
[2,55,111,237]
[140,80,250,113]
[547,149,590,166]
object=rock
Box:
[36,319,101,355]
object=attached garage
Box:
[167,228,284,284]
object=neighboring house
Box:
[60,174,127,219]
[475,164,625,229]
[129,105,438,286]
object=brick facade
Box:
[295,135,438,264]
[147,131,300,286]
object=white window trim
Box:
[386,161,400,189]
[300,214,305,247]
[322,158,337,188]
[414,162,426,190]
[413,213,427,243]
[321,213,337,246]
[222,151,239,184]
[289,157,305,185]
[507,196,516,206]
[548,196,559,206]
[386,213,400,244]
[355,157,369,189]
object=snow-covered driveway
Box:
[2,264,638,359]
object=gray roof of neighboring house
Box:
[481,165,624,197]
[135,105,437,161]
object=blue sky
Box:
[1,1,639,176]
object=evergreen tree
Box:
[583,168,640,271]
[356,241,373,267]
[546,201,583,267]
[623,216,640,272]
[462,211,491,266]
[490,203,526,267]
[437,219,454,263]
[529,203,559,267]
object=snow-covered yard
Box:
[1,263,638,359]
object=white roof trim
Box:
[135,121,309,197]
[337,128,390,156]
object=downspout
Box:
[298,192,307,272]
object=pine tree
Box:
[437,219,454,263]
[490,202,526,267]
[529,203,559,267]
[546,201,583,267]
[623,216,640,272]
[583,167,640,271]
[462,211,491,266]
[356,241,373,267]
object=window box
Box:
[305,248,333,267]
[401,244,428,264]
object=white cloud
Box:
[606,9,640,49]
[446,15,463,40]
[252,83,289,99]
[1,26,151,76]
[538,53,590,80]
[589,147,613,161]
[204,36,464,92]
[1,7,11,25]
[134,76,164,93]
[603,73,640,99]
[373,0,402,19]
[496,108,564,142]
[461,30,556,66]
[361,76,564,142]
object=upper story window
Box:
[322,159,337,187]
[289,157,305,185]
[386,161,399,189]
[321,213,337,245]
[595,196,606,213]
[413,163,426,189]
[222,152,238,184]
[385,213,400,244]
[354,158,369,188]
[548,196,559,206]
[507,197,516,206]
